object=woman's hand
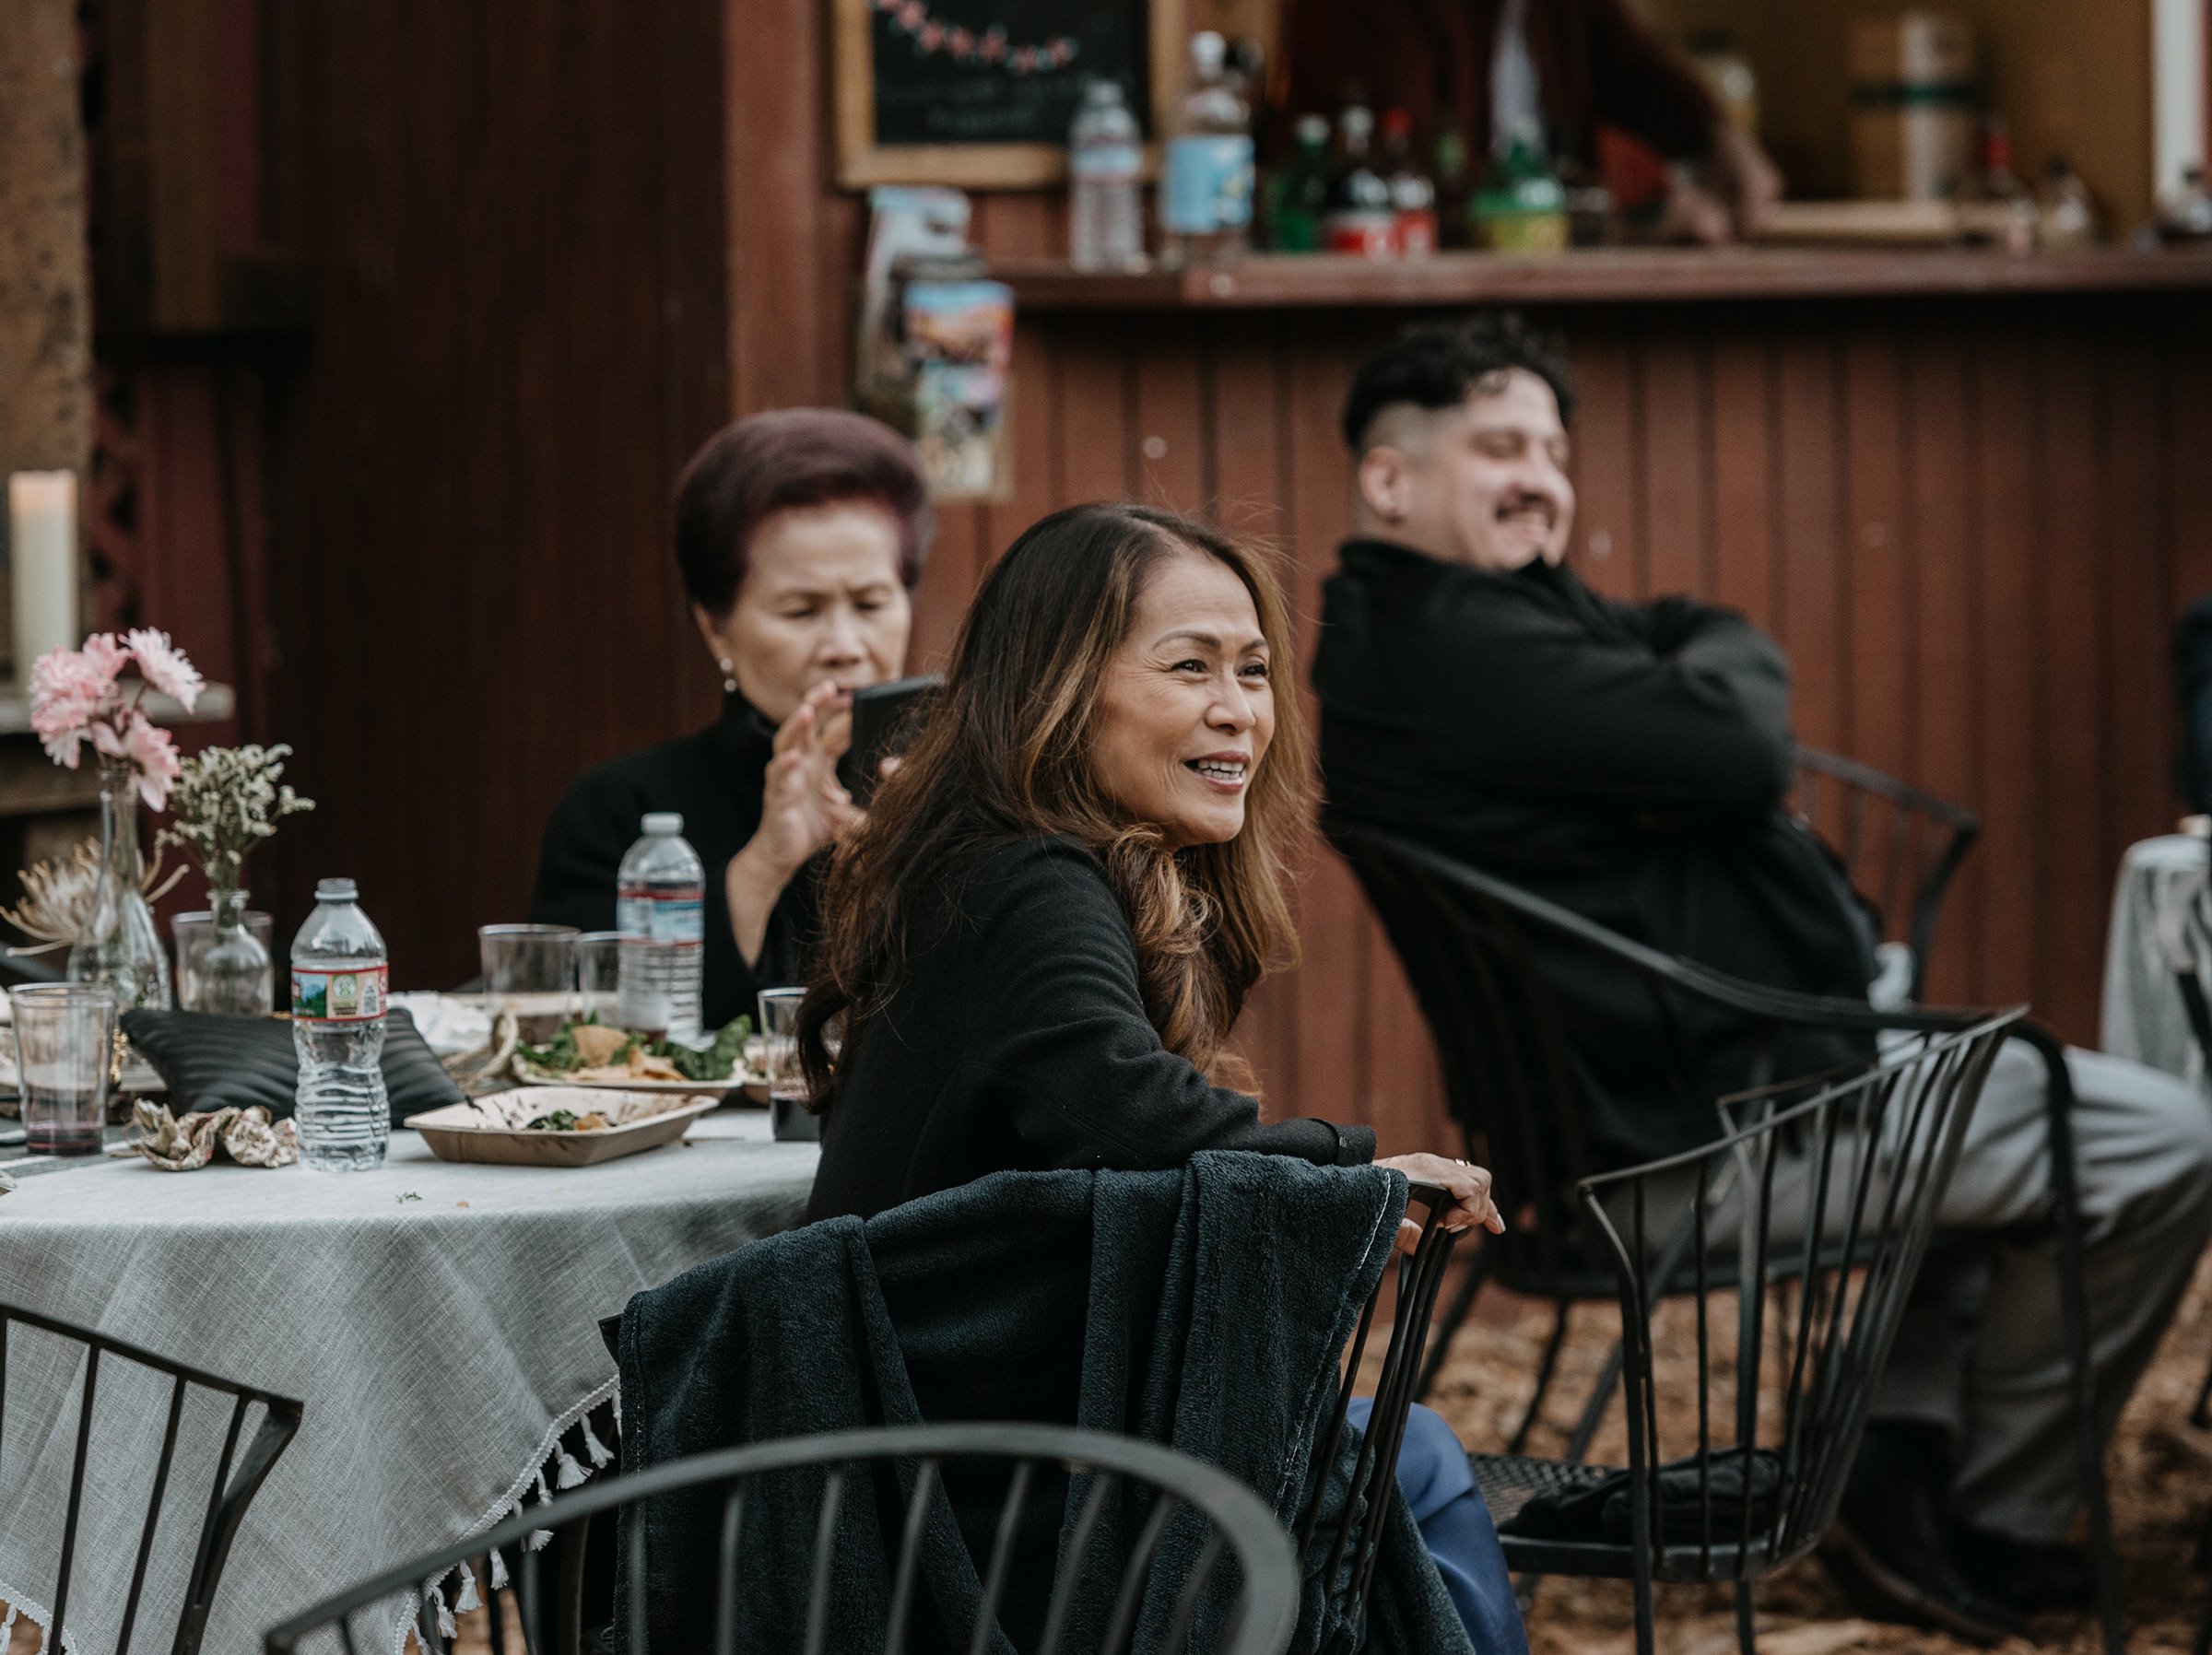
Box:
[724,683,861,965]
[1375,1152,1507,1254]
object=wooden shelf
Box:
[0,684,236,739]
[994,246,2212,311]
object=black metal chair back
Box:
[2,1298,303,1655]
[1330,828,1609,1303]
[1791,748,1980,997]
[1495,1013,2018,1655]
[263,1423,1300,1655]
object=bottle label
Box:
[293,964,388,1022]
[1324,212,1397,257]
[1394,209,1439,257]
[1163,135,1254,232]
[617,886,706,945]
[1071,141,1142,182]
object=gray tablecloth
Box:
[0,1110,817,1655]
[2100,832,2211,1082]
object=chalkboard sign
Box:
[836,0,1183,189]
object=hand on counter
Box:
[1664,123,1783,245]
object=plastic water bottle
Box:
[617,812,705,1043]
[290,878,390,1171]
[1159,31,1253,266]
[1069,80,1145,270]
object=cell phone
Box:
[837,675,943,805]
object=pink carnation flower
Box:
[124,628,202,710]
[28,643,123,768]
[91,711,182,811]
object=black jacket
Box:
[806,836,1375,1225]
[619,1157,1468,1655]
[1313,540,1874,1168]
[528,688,819,1032]
[2175,591,2212,811]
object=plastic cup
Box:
[11,983,117,1156]
[478,924,578,1041]
[757,987,818,1143]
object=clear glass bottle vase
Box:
[68,756,173,1012]
[181,886,273,1015]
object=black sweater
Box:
[528,689,819,1033]
[1314,540,1874,1167]
[806,837,1375,1224]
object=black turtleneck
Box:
[529,690,818,1032]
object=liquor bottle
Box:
[1963,115,2037,254]
[2035,156,2097,251]
[1473,125,1568,252]
[1433,127,1473,249]
[1265,113,1331,252]
[1323,100,1395,258]
[1380,110,1437,258]
[1159,31,1254,266]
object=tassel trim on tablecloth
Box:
[382,1379,621,1655]
[0,1573,74,1655]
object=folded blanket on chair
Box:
[615,1152,1475,1655]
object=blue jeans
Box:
[1346,1398,1529,1655]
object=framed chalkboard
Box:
[835,0,1184,188]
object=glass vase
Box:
[179,886,274,1015]
[67,756,173,1012]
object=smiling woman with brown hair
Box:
[797,499,1529,1655]
[797,500,1469,1214]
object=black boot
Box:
[1949,1523,2095,1613]
[1819,1423,2028,1646]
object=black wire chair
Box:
[1475,1013,2019,1655]
[2,1298,304,1655]
[1330,824,2125,1655]
[262,1422,1302,1655]
[1790,748,1981,1002]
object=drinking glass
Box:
[173,907,278,1014]
[575,932,622,1026]
[757,987,818,1143]
[478,924,578,1042]
[11,983,116,1156]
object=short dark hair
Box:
[674,408,934,616]
[1340,311,1576,453]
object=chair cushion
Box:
[121,1007,463,1128]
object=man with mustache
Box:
[1312,312,2212,1644]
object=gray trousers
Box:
[1871,1039,2212,1541]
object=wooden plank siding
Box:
[896,283,2212,1151]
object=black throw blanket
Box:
[616,1152,1472,1654]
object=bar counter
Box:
[995,244,2212,310]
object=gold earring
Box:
[718,656,738,694]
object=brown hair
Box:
[674,407,934,616]
[798,502,1312,1101]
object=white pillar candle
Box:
[8,470,80,684]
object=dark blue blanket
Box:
[616,1152,1473,1654]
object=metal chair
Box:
[262,1422,1301,1655]
[572,1182,1463,1655]
[1331,824,2124,1654]
[1473,1014,2019,1655]
[2,1298,304,1655]
[1790,748,1981,1002]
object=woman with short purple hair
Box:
[531,407,932,1027]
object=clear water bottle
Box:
[1159,31,1253,267]
[290,877,390,1172]
[617,812,705,1043]
[1069,80,1145,270]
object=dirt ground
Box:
[7,1255,2206,1655]
[1414,1249,2212,1654]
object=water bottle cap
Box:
[315,877,358,902]
[1083,79,1124,105]
[641,812,684,835]
[1189,29,1225,71]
